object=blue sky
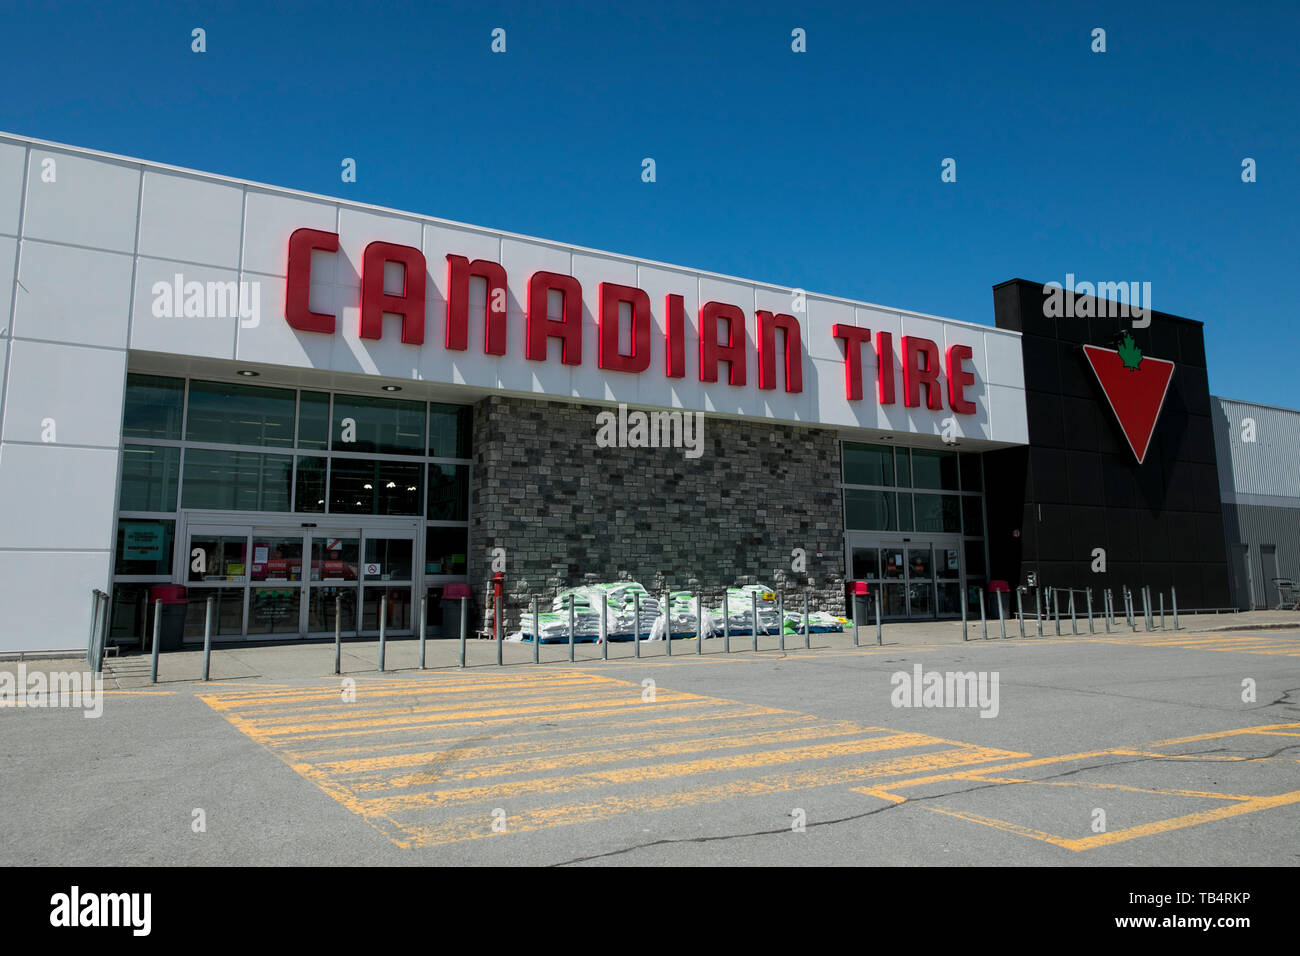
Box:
[1,0,1296,405]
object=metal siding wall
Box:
[1212,397,1300,607]
[1212,398,1300,499]
[1233,503,1300,608]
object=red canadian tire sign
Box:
[1082,335,1175,465]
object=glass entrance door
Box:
[181,518,419,639]
[360,532,416,635]
[305,530,360,636]
[249,528,306,636]
[847,534,964,621]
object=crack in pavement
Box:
[545,744,1295,866]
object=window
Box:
[962,495,984,536]
[122,374,184,440]
[427,464,469,521]
[294,456,327,513]
[429,403,473,459]
[912,449,959,490]
[896,448,912,487]
[119,445,180,512]
[915,494,961,533]
[332,394,425,456]
[843,443,893,487]
[845,489,897,531]
[186,380,296,447]
[114,519,176,576]
[426,527,468,575]
[297,391,330,449]
[181,449,293,511]
[328,459,422,515]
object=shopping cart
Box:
[1271,578,1299,611]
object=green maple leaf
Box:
[1117,333,1143,370]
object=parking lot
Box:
[2,622,1298,866]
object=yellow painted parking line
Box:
[1088,632,1300,657]
[395,744,1023,849]
[282,703,794,762]
[200,671,1024,848]
[337,719,874,788]
[1148,722,1300,747]
[852,723,1300,852]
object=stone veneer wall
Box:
[467,396,847,632]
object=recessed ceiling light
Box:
[237,370,259,377]
[382,384,401,392]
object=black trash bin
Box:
[148,585,188,651]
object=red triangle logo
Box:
[1082,344,1175,465]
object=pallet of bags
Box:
[645,591,714,641]
[603,583,660,641]
[781,608,845,633]
[707,585,784,636]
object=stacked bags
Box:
[510,580,843,642]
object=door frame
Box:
[846,531,965,621]
[177,510,423,639]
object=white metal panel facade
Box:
[0,130,1031,650]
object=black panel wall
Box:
[984,279,1231,609]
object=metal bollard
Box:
[1035,587,1043,637]
[1143,587,1152,631]
[634,592,642,658]
[996,589,1006,640]
[979,588,988,640]
[379,595,387,672]
[802,589,810,650]
[334,594,342,675]
[1017,588,1026,638]
[1087,588,1094,635]
[201,595,214,682]
[852,588,860,647]
[695,592,703,655]
[961,586,968,641]
[1070,590,1077,636]
[601,593,609,661]
[777,591,785,652]
[1159,592,1165,630]
[1171,587,1179,631]
[419,594,427,670]
[875,589,882,646]
[568,594,576,663]
[1104,589,1111,634]
[87,590,103,672]
[663,591,671,657]
[150,598,161,684]
[723,591,730,654]
[1053,588,1061,636]
[459,595,467,667]
[533,597,540,665]
[753,591,762,652]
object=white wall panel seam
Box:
[106,162,147,588]
[1,144,30,442]
[0,547,112,553]
[9,235,135,262]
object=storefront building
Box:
[0,131,1285,653]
